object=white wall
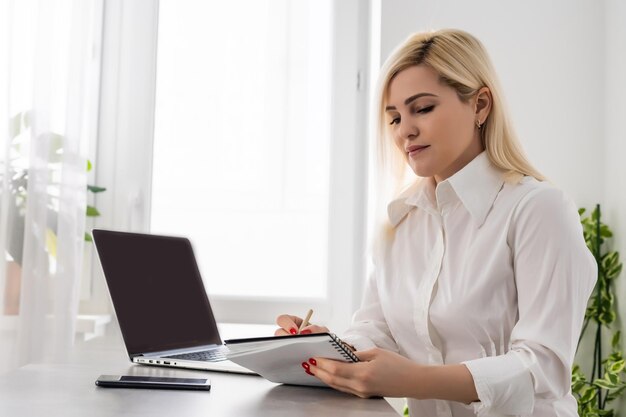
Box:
[378,0,606,209]
[605,0,626,285]
[605,0,626,408]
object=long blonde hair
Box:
[375,29,544,196]
[371,29,544,245]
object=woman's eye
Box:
[389,117,400,126]
[417,105,435,114]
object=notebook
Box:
[224,333,359,386]
[92,229,254,374]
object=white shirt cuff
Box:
[462,351,535,416]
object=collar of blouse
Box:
[387,151,505,228]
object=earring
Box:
[476,119,483,129]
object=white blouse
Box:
[342,152,597,417]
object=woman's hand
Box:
[274,314,330,336]
[305,348,422,398]
[306,348,479,403]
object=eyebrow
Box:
[385,92,438,111]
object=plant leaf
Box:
[594,378,615,390]
[612,331,621,350]
[86,206,100,217]
[600,225,613,238]
[43,132,64,163]
[46,228,57,258]
[87,185,106,193]
[23,110,31,128]
[9,112,22,139]
[607,264,623,281]
[592,206,600,221]
[607,372,620,385]
[580,386,597,403]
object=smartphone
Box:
[95,375,211,391]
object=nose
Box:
[398,119,418,140]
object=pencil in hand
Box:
[298,309,313,334]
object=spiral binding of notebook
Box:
[328,333,360,362]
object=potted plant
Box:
[572,205,624,416]
[2,111,106,314]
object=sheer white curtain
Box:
[0,0,101,374]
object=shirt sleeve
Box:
[341,265,400,353]
[462,185,597,416]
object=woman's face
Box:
[385,65,488,183]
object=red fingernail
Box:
[290,328,297,335]
[308,358,317,366]
[301,329,312,335]
[301,362,310,370]
[306,370,314,376]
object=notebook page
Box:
[226,335,356,386]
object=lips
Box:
[406,145,430,155]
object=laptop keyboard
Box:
[164,346,228,362]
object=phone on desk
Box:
[95,375,211,391]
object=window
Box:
[95,0,370,330]
[151,1,332,300]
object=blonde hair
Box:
[375,29,544,196]
[370,28,545,245]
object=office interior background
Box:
[0,0,625,408]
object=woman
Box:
[276,29,596,416]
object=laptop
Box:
[92,228,254,374]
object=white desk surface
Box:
[0,323,400,417]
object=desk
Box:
[0,326,399,417]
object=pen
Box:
[298,309,313,334]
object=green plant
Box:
[572,204,624,417]
[84,159,106,241]
[2,111,105,262]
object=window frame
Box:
[90,0,372,333]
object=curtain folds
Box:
[0,0,100,373]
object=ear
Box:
[474,87,492,125]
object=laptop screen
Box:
[93,229,222,355]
